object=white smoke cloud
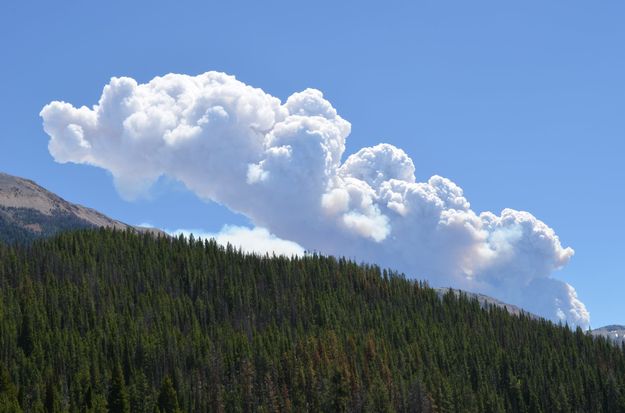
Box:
[40,71,590,328]
[171,226,305,257]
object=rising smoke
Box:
[40,71,589,328]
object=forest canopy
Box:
[0,229,623,412]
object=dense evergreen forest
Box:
[0,206,92,244]
[0,229,624,412]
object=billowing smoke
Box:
[173,225,305,257]
[40,71,589,328]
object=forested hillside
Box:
[0,206,93,244]
[0,172,163,244]
[0,229,624,412]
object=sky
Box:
[1,1,623,328]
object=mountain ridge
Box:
[0,171,163,242]
[0,171,621,343]
[591,324,625,345]
[435,287,540,319]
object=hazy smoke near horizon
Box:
[40,71,589,328]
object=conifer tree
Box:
[108,364,130,413]
[157,376,180,413]
[44,382,58,413]
[0,365,19,412]
[17,313,34,357]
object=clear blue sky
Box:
[1,1,623,327]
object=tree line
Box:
[0,228,624,412]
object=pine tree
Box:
[0,364,19,411]
[17,313,34,357]
[157,376,180,413]
[130,371,153,413]
[331,368,349,412]
[107,364,130,413]
[44,381,59,413]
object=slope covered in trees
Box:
[0,206,93,244]
[0,172,165,245]
[0,229,624,412]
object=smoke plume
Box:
[41,71,589,328]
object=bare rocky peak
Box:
[0,172,163,238]
[435,287,540,319]
[437,285,625,344]
[591,325,625,345]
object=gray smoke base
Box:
[40,71,590,328]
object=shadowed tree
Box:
[108,364,130,413]
[158,376,180,413]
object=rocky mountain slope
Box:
[591,325,625,345]
[0,172,161,242]
[437,289,625,345]
[436,287,540,319]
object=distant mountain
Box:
[0,172,162,243]
[438,290,625,340]
[592,325,625,345]
[436,287,540,319]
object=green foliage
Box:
[17,313,34,357]
[108,364,130,413]
[0,228,623,412]
[0,206,93,244]
[157,376,180,413]
[0,364,20,412]
[44,381,59,413]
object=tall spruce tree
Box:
[107,364,130,413]
[157,376,180,413]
